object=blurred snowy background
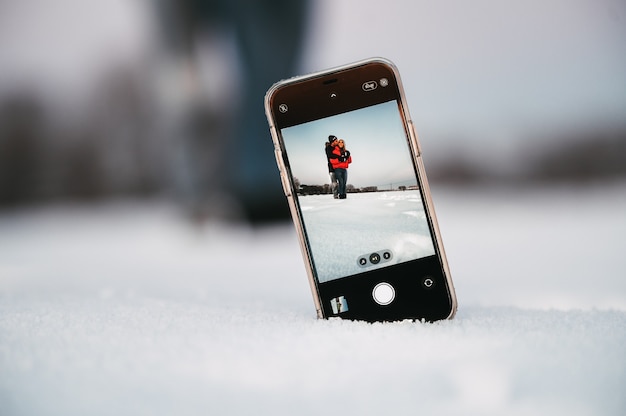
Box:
[1,0,625,207]
[1,1,625,415]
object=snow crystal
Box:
[1,183,625,415]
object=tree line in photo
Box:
[293,178,417,196]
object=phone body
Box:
[265,58,457,322]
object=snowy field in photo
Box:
[298,191,435,282]
[1,183,625,415]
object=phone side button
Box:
[372,282,395,306]
[274,148,284,171]
[280,173,291,197]
[274,148,291,197]
[408,120,421,157]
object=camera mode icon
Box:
[357,249,393,268]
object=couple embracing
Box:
[325,135,352,199]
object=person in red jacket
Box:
[330,139,352,199]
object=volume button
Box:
[274,148,285,173]
[408,120,422,157]
[274,148,291,197]
[280,173,291,197]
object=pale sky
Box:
[1,0,624,152]
[303,0,626,147]
[281,101,417,189]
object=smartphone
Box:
[265,58,457,322]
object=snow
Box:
[1,184,625,415]
[298,191,435,282]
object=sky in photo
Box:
[281,101,418,190]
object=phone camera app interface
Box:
[357,250,393,268]
[281,101,436,283]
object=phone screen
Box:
[267,59,455,321]
[281,101,436,283]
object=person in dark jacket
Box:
[325,135,340,199]
[154,0,310,222]
[330,139,352,199]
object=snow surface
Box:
[298,191,435,282]
[1,184,625,415]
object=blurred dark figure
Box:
[0,95,46,206]
[154,0,309,223]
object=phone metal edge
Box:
[265,110,324,318]
[279,128,324,319]
[391,64,459,320]
[408,126,458,320]
[265,57,457,320]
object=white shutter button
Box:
[372,282,395,305]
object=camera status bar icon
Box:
[362,81,378,91]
